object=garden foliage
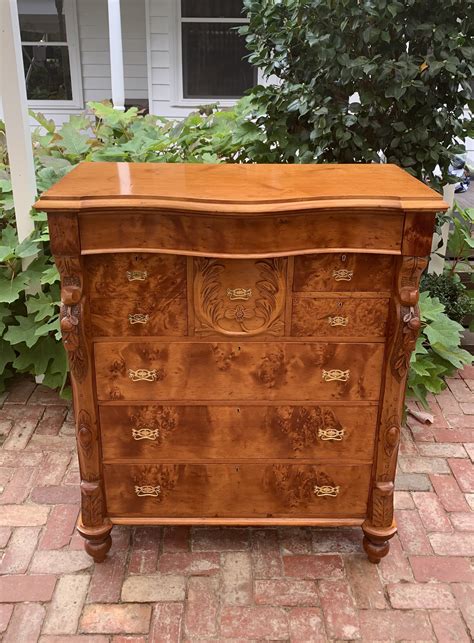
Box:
[241,0,473,188]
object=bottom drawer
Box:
[104,463,371,518]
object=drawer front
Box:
[104,463,371,517]
[193,257,287,337]
[293,253,394,292]
[291,297,389,338]
[99,405,377,461]
[86,253,186,300]
[90,297,187,337]
[94,341,385,402]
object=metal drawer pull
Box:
[314,484,340,497]
[132,427,159,441]
[328,315,348,327]
[332,269,353,281]
[227,287,252,301]
[322,369,350,382]
[318,427,345,441]
[128,369,158,382]
[126,270,148,281]
[128,313,149,325]
[134,485,160,497]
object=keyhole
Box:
[341,254,346,262]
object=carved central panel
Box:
[193,257,287,336]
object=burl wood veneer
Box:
[36,162,447,564]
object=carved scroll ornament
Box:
[194,258,286,336]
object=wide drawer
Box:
[291,296,389,338]
[86,253,186,299]
[293,253,394,292]
[90,297,187,337]
[99,404,377,461]
[104,463,371,517]
[94,341,385,402]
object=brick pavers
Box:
[0,373,473,641]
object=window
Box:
[18,0,82,107]
[179,0,257,101]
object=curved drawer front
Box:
[291,296,389,338]
[294,253,394,292]
[90,297,187,337]
[104,463,371,517]
[99,404,377,461]
[94,341,385,402]
[86,253,186,300]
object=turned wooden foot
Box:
[362,521,396,564]
[77,521,113,563]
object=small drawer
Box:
[99,404,377,461]
[104,463,372,517]
[94,341,385,402]
[292,297,389,338]
[86,253,186,300]
[293,253,394,292]
[90,297,187,337]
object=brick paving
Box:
[0,369,473,642]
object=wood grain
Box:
[99,404,377,461]
[79,211,404,256]
[90,297,187,337]
[103,463,372,517]
[86,253,186,299]
[291,297,389,337]
[294,253,394,292]
[35,162,448,213]
[94,341,385,402]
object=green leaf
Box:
[57,122,91,156]
[4,316,42,347]
[40,264,60,285]
[0,274,30,304]
[12,336,60,374]
[26,292,58,322]
[0,338,16,374]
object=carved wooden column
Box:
[49,211,112,562]
[362,255,427,563]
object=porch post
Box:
[0,0,36,242]
[107,0,125,111]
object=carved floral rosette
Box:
[194,258,286,336]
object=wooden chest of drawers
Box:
[36,163,446,563]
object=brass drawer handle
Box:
[132,427,159,441]
[314,484,340,497]
[134,484,160,497]
[126,270,148,282]
[128,369,158,382]
[332,269,353,281]
[328,315,348,327]
[318,427,345,441]
[128,313,149,325]
[322,369,350,382]
[227,287,252,301]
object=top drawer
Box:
[294,253,394,292]
[86,253,186,300]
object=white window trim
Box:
[21,0,83,110]
[171,0,262,108]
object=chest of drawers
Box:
[36,162,446,563]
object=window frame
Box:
[172,0,260,107]
[19,0,83,110]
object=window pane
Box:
[19,0,66,42]
[182,23,256,99]
[22,45,72,100]
[182,0,244,19]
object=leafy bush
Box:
[241,0,473,187]
[408,292,472,407]
[421,272,473,324]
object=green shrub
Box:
[408,292,472,408]
[421,273,473,324]
[241,0,473,187]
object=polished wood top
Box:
[36,162,447,214]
